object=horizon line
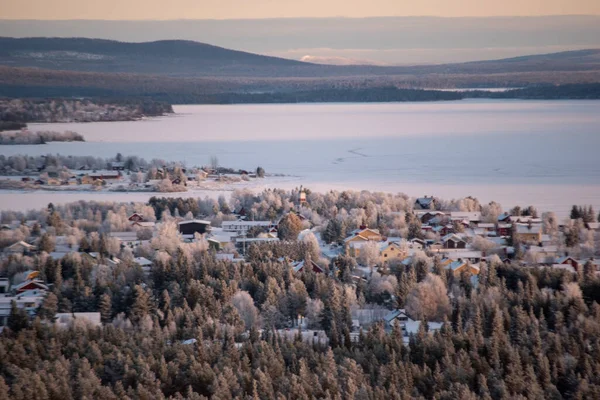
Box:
[1,14,600,22]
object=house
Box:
[445,251,483,263]
[515,224,542,244]
[446,259,480,276]
[132,221,155,229]
[291,260,324,273]
[384,309,411,327]
[12,279,49,294]
[4,241,35,254]
[497,223,512,237]
[178,220,211,235]
[555,256,579,271]
[497,213,511,223]
[0,290,46,330]
[477,223,496,232]
[419,211,444,225]
[380,241,407,262]
[128,213,145,222]
[80,175,94,185]
[414,196,436,210]
[344,228,383,257]
[409,238,426,250]
[109,161,125,171]
[450,211,482,224]
[109,231,140,245]
[585,222,600,232]
[384,309,444,338]
[441,234,467,249]
[221,220,274,235]
[86,171,122,181]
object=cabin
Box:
[128,213,145,222]
[498,213,511,223]
[414,196,436,210]
[419,211,444,225]
[344,228,383,256]
[132,221,155,229]
[446,259,480,276]
[380,241,407,262]
[178,220,211,235]
[109,161,125,171]
[441,234,467,249]
[291,260,324,273]
[555,256,579,271]
[497,223,512,236]
[515,224,542,244]
[4,241,35,255]
[383,309,411,328]
[12,279,49,294]
[221,220,274,235]
[86,171,122,181]
[450,211,482,224]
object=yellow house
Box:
[344,228,383,256]
[380,242,407,262]
[446,260,480,276]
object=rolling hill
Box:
[0,37,599,103]
[1,37,600,79]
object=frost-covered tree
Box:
[406,273,450,321]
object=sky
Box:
[1,0,599,19]
[1,2,599,65]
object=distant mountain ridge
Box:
[1,37,600,78]
[0,37,313,77]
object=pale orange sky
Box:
[1,0,599,19]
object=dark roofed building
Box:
[178,220,211,235]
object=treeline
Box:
[0,98,174,127]
[202,87,463,104]
[464,83,600,100]
[4,83,599,107]
[0,130,84,145]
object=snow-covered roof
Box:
[516,224,542,234]
[134,257,152,266]
[178,219,211,225]
[384,309,410,324]
[447,260,467,271]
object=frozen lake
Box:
[1,100,600,218]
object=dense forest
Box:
[2,83,599,108]
[464,83,600,100]
[1,188,600,399]
[0,98,173,129]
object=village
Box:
[1,188,598,346]
[0,153,269,193]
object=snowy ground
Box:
[1,100,599,216]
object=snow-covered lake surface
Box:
[1,100,600,218]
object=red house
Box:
[128,213,145,223]
[13,279,49,294]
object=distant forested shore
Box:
[2,84,599,110]
[0,130,84,145]
[0,84,598,129]
[0,98,173,131]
